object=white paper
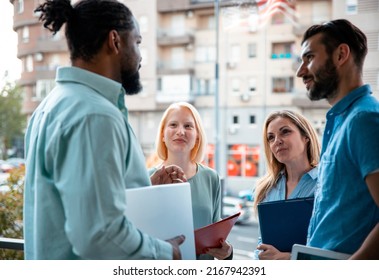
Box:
[125,182,195,260]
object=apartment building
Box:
[11,0,379,192]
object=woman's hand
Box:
[150,165,187,185]
[257,244,290,260]
[205,240,233,260]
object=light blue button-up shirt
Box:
[254,167,317,259]
[308,85,379,254]
[24,66,172,259]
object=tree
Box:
[0,166,24,260]
[0,81,26,160]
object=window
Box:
[195,46,215,63]
[25,55,33,72]
[171,14,185,36]
[249,115,256,125]
[139,16,148,33]
[346,0,358,15]
[272,77,294,93]
[231,78,240,93]
[22,26,29,43]
[17,0,24,14]
[271,42,294,59]
[271,13,289,25]
[196,78,215,95]
[248,43,257,58]
[34,79,55,100]
[230,44,240,62]
[232,115,239,125]
[227,144,260,177]
[248,77,257,93]
[157,78,162,92]
[49,54,60,70]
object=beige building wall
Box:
[12,0,379,192]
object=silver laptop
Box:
[291,244,351,260]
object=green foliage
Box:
[0,166,24,259]
[0,81,26,160]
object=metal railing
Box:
[0,237,24,251]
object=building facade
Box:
[11,0,379,193]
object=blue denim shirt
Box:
[308,84,379,254]
[254,167,317,259]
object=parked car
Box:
[0,158,25,173]
[238,189,254,202]
[6,157,25,168]
[0,160,14,173]
[222,196,252,224]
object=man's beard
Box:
[307,57,339,101]
[121,70,142,95]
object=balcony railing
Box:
[0,237,24,251]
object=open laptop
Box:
[124,182,196,260]
[291,244,351,260]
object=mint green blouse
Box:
[150,163,221,259]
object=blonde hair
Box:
[155,102,207,163]
[253,110,320,210]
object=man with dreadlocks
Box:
[24,0,186,260]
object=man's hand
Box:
[150,165,187,185]
[166,235,185,260]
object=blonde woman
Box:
[254,110,320,260]
[150,102,233,260]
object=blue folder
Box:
[257,197,314,252]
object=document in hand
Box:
[194,212,240,255]
[258,197,314,252]
[125,183,196,260]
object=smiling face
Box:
[266,117,309,166]
[296,33,339,102]
[163,107,198,158]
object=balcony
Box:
[157,60,194,75]
[157,29,195,46]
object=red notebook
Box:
[194,212,240,255]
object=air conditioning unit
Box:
[226,62,236,69]
[240,93,251,102]
[228,126,238,135]
[34,52,44,62]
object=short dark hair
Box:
[35,0,135,61]
[301,19,367,70]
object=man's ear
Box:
[335,43,350,66]
[107,30,120,54]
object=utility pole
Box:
[214,0,220,174]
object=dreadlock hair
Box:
[35,0,135,62]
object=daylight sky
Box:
[0,1,22,87]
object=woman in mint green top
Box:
[150,102,233,260]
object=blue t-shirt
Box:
[308,84,379,254]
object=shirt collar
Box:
[327,84,372,118]
[56,66,125,108]
[279,166,318,180]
